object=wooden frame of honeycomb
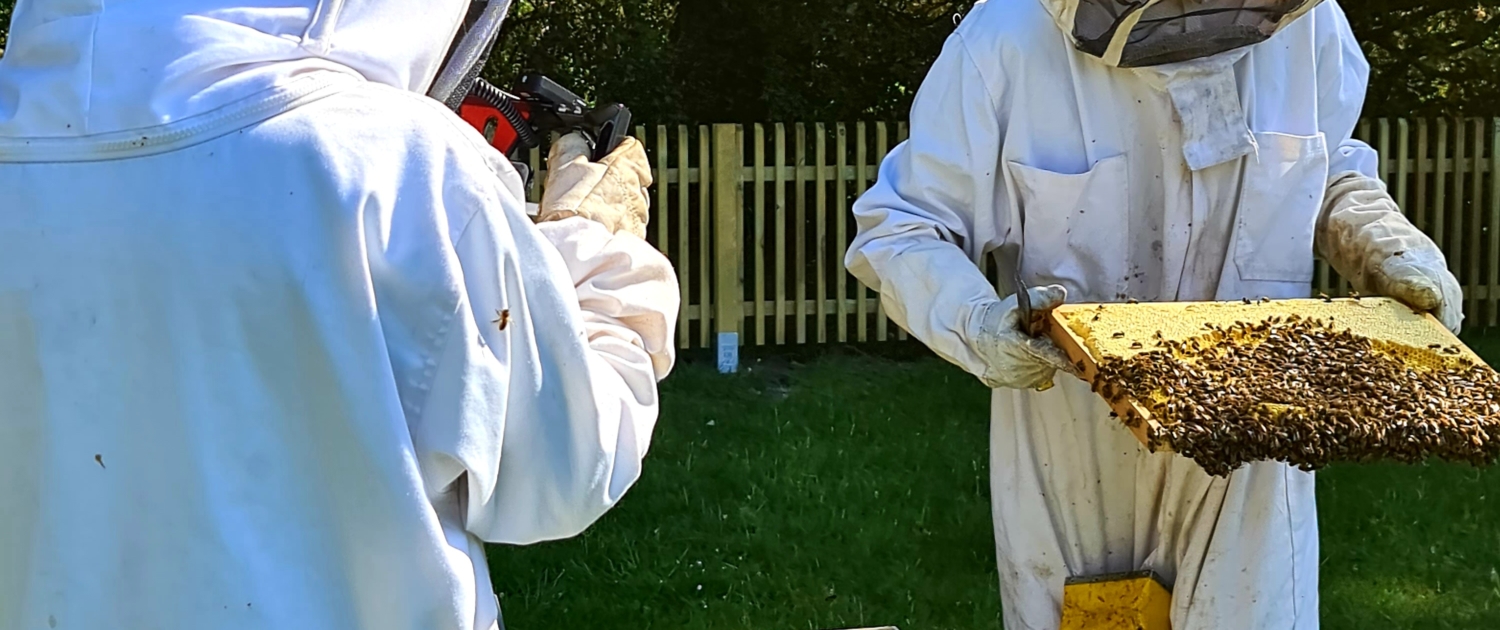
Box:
[1045,297,1492,473]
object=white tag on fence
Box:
[717,332,739,373]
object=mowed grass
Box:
[487,333,1500,629]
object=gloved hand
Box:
[964,284,1076,391]
[538,132,653,239]
[1318,171,1464,333]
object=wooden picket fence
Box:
[521,118,1500,369]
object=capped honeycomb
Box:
[1046,297,1500,476]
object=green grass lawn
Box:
[486,333,1500,629]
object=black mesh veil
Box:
[1069,0,1321,67]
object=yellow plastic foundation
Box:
[1060,571,1172,630]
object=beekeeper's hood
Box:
[0,0,473,138]
[1038,0,1326,171]
[1038,0,1325,68]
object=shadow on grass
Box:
[1318,461,1500,629]
[488,356,1000,630]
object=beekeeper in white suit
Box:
[0,1,675,629]
[848,0,1462,627]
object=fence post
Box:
[713,124,744,373]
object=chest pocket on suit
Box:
[1233,132,1329,284]
[1005,154,1130,302]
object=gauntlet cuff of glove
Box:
[965,300,1009,389]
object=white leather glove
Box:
[539,132,653,239]
[1317,171,1464,333]
[964,284,1076,391]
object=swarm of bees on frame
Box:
[1090,315,1500,477]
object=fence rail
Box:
[520,118,1500,371]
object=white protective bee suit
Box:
[0,2,677,630]
[846,0,1462,628]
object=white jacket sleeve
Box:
[416,180,678,545]
[535,217,677,382]
[844,30,1009,380]
[1312,0,1377,182]
[1311,1,1463,332]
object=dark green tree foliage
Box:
[752,0,970,122]
[1350,2,1500,116]
[486,0,968,123]
[483,0,684,123]
[662,0,764,121]
[1,0,12,55]
[0,0,1497,118]
[487,0,1500,122]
